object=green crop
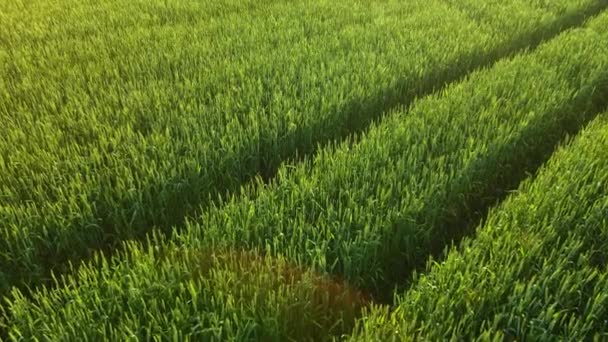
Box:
[3,7,607,341]
[350,112,608,341]
[0,0,604,295]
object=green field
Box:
[1,0,607,340]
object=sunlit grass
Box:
[3,241,370,341]
[3,7,608,341]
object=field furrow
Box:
[3,9,607,341]
[350,111,608,341]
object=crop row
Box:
[1,0,603,294]
[3,9,608,341]
[351,111,608,341]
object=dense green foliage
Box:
[350,112,608,341]
[0,0,604,295]
[3,8,608,341]
[180,8,608,297]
